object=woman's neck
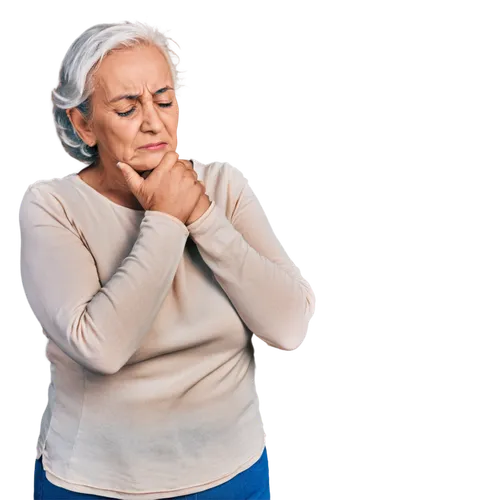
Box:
[78,158,146,211]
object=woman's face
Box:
[75,43,179,173]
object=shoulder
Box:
[191,158,248,190]
[193,158,262,221]
[19,176,76,228]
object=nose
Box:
[140,99,163,133]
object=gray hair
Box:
[52,21,184,165]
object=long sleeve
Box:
[19,185,189,375]
[186,163,316,351]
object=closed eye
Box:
[117,102,173,117]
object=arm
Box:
[19,186,189,375]
[186,163,316,351]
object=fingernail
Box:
[116,162,122,169]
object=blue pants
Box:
[34,446,270,499]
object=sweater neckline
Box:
[74,158,195,214]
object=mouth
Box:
[139,142,168,150]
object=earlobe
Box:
[66,107,96,147]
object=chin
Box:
[131,162,157,172]
[134,145,172,163]
[138,164,155,170]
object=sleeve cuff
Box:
[185,200,217,234]
[145,209,190,238]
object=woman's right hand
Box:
[116,151,205,224]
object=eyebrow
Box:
[109,85,173,103]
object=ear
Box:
[66,108,97,147]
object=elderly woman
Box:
[20,21,316,500]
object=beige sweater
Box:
[19,158,316,499]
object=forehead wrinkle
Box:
[105,83,174,105]
[92,61,173,105]
[95,53,174,105]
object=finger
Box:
[178,159,194,170]
[180,160,198,180]
[116,162,143,195]
[156,151,183,172]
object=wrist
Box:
[186,194,211,225]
